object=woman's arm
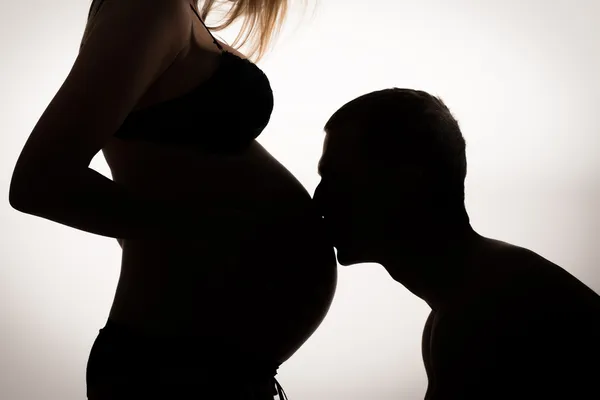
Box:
[9,0,260,241]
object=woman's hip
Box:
[86,318,282,399]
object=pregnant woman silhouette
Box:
[9,0,337,398]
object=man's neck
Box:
[380,226,484,310]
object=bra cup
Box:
[114,52,274,154]
[110,3,274,153]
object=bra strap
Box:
[189,4,224,52]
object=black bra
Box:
[88,1,274,153]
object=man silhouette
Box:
[314,88,600,399]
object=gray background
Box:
[1,0,599,399]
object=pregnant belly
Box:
[110,214,337,363]
[102,139,337,361]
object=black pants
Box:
[86,319,286,399]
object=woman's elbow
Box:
[8,169,49,212]
[9,176,35,212]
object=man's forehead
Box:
[323,124,363,152]
[319,126,365,175]
[320,125,424,179]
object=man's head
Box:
[315,88,470,266]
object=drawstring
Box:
[274,377,288,400]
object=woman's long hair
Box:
[83,0,310,63]
[198,0,305,63]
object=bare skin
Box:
[315,108,600,399]
[104,139,337,355]
[91,0,337,352]
[101,6,337,356]
[419,237,600,399]
[10,0,336,398]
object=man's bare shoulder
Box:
[426,239,600,398]
[468,238,597,301]
[433,238,600,350]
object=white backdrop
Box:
[1,0,599,399]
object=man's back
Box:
[423,241,600,399]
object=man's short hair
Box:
[324,88,467,205]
